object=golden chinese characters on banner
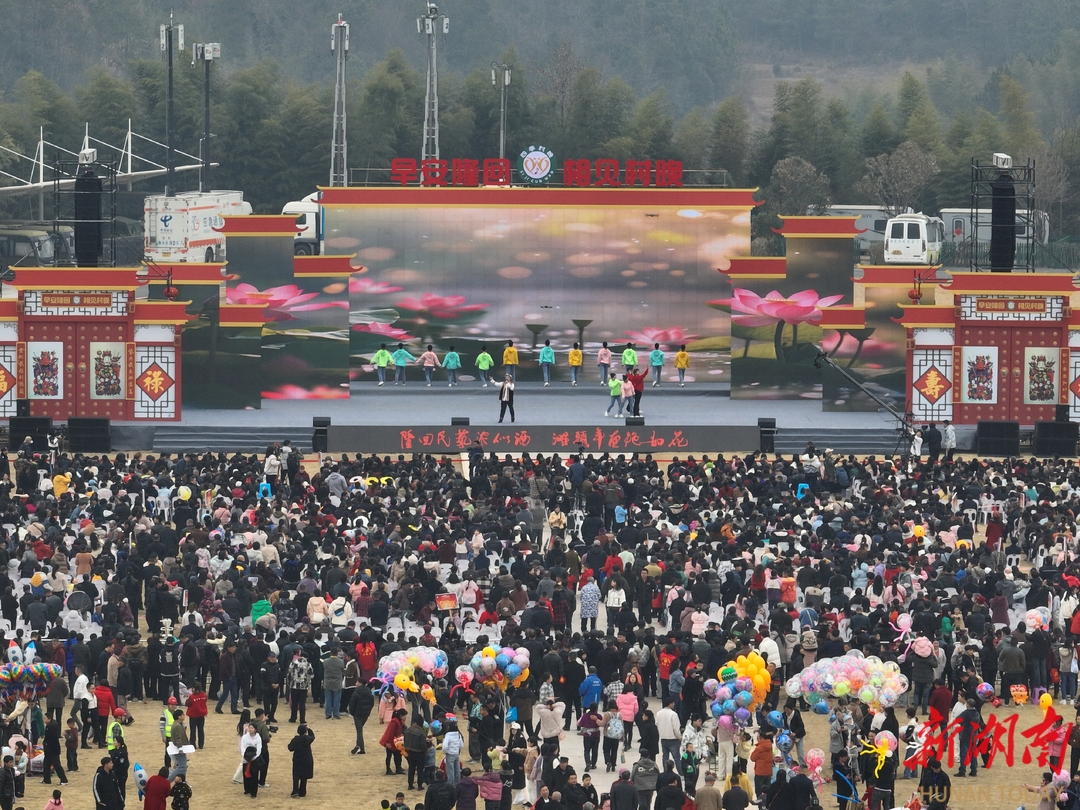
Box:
[135,363,174,401]
[914,365,951,404]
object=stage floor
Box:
[168,382,896,429]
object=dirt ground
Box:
[32,670,1051,810]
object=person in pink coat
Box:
[616,685,641,753]
[597,342,612,384]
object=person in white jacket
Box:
[656,698,682,768]
[442,721,464,785]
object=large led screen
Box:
[322,193,751,385]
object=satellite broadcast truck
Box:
[144,190,251,263]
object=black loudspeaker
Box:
[990,169,1016,272]
[976,420,1020,456]
[1057,404,1071,422]
[8,416,53,451]
[67,417,111,453]
[15,399,29,417]
[625,416,645,426]
[1034,420,1079,457]
[312,416,331,428]
[312,429,328,453]
[451,417,470,426]
[73,164,103,267]
[758,417,777,454]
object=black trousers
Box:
[289,688,307,722]
[263,692,278,721]
[385,747,402,773]
[292,776,308,797]
[353,715,367,750]
[189,715,205,749]
[406,751,425,789]
[41,753,66,784]
[583,736,599,769]
[632,391,642,415]
[499,400,515,422]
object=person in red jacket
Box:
[93,684,115,749]
[626,368,647,416]
[143,766,172,810]
[184,685,208,749]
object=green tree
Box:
[709,96,750,185]
[672,107,711,180]
[213,61,284,210]
[903,99,943,153]
[273,82,332,199]
[76,67,139,150]
[629,90,674,159]
[753,156,831,253]
[860,102,898,158]
[999,75,1044,157]
[350,51,423,169]
[6,71,81,155]
[895,72,930,132]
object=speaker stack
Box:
[1033,420,1078,457]
[976,421,1020,456]
[8,416,53,451]
[990,169,1016,272]
[312,416,330,453]
[67,418,111,453]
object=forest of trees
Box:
[3,1,1080,240]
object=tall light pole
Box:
[417,2,448,161]
[330,14,350,187]
[191,42,221,193]
[159,14,184,197]
[491,62,511,160]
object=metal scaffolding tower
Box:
[418,3,448,161]
[330,14,350,187]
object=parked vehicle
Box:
[883,213,944,265]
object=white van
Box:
[883,213,944,265]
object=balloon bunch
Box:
[804,748,827,789]
[785,652,909,713]
[860,731,897,777]
[704,651,772,727]
[1026,607,1051,632]
[0,661,61,701]
[374,647,450,696]
[467,646,531,692]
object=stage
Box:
[103,382,963,456]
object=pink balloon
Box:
[896,614,912,631]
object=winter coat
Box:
[579,674,603,709]
[288,729,316,780]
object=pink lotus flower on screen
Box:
[227,283,347,322]
[623,326,699,347]
[262,384,348,400]
[349,277,403,295]
[352,322,415,340]
[711,288,844,327]
[395,293,488,321]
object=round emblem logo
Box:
[518,145,555,185]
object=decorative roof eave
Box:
[856,265,944,286]
[10,267,140,291]
[316,186,764,208]
[774,216,864,238]
[719,257,787,280]
[294,254,360,277]
[132,300,195,325]
[894,305,956,328]
[939,271,1080,295]
[218,303,268,328]
[818,306,866,329]
[145,262,227,285]
[214,215,297,237]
